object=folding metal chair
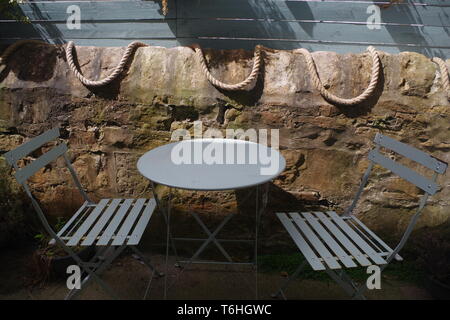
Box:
[273,133,448,299]
[4,128,162,300]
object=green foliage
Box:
[34,216,68,257]
[34,233,45,241]
[0,157,32,247]
[54,217,66,233]
[34,217,67,242]
[0,0,29,23]
[259,254,330,281]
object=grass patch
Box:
[258,253,424,283]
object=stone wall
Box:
[0,43,449,243]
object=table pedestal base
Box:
[151,182,269,299]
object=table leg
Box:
[254,182,269,300]
[151,182,179,259]
[151,182,179,299]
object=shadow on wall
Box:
[1,0,449,58]
[1,3,65,45]
[380,4,450,59]
[175,0,450,57]
[27,2,65,45]
[175,0,300,50]
[0,42,61,83]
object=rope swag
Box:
[194,45,263,91]
[1,40,449,103]
[162,0,168,16]
[432,57,450,101]
[65,41,147,87]
[295,46,381,106]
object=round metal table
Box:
[137,138,286,298]
[137,138,286,191]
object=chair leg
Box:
[351,261,395,300]
[325,268,366,300]
[350,275,375,300]
[271,260,307,300]
[130,246,164,277]
[65,273,90,300]
[65,266,119,300]
[65,245,126,300]
[65,246,110,300]
[338,270,366,300]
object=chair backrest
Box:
[346,133,447,217]
[346,133,447,263]
[3,128,90,231]
[4,128,67,183]
[369,133,447,195]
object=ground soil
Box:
[0,244,431,300]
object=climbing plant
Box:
[0,0,29,22]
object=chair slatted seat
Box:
[276,211,397,271]
[55,198,156,247]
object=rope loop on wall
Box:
[432,57,450,101]
[295,46,381,106]
[65,41,147,87]
[1,40,449,102]
[195,45,263,91]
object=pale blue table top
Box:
[137,138,286,191]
